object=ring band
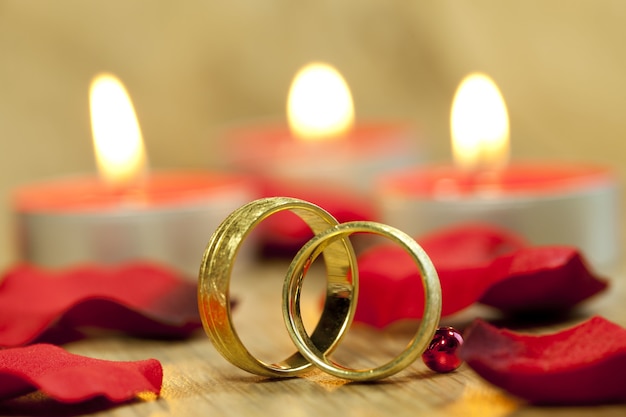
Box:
[283,221,442,381]
[198,197,357,377]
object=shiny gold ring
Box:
[283,221,442,381]
[198,197,357,377]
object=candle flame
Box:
[89,73,147,186]
[450,73,510,171]
[287,62,354,141]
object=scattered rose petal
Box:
[459,316,626,404]
[0,263,202,347]
[478,247,608,314]
[355,225,525,326]
[0,344,162,403]
[354,224,607,327]
[412,224,528,268]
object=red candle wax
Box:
[221,121,420,252]
[376,162,619,268]
[13,171,256,274]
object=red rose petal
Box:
[0,263,201,347]
[0,344,162,403]
[354,224,607,327]
[354,224,524,327]
[355,246,491,327]
[417,223,528,267]
[478,247,608,314]
[459,316,626,404]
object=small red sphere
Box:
[422,326,464,373]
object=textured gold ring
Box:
[198,197,357,377]
[283,221,442,381]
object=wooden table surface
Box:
[3,259,626,417]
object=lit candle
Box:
[222,62,420,251]
[377,73,619,269]
[14,73,255,275]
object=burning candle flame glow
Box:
[287,62,354,141]
[450,73,510,171]
[89,73,147,186]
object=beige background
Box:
[1,0,625,269]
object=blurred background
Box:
[1,0,625,269]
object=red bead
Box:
[422,326,464,373]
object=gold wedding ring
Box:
[283,221,442,381]
[198,197,357,377]
[199,198,442,381]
